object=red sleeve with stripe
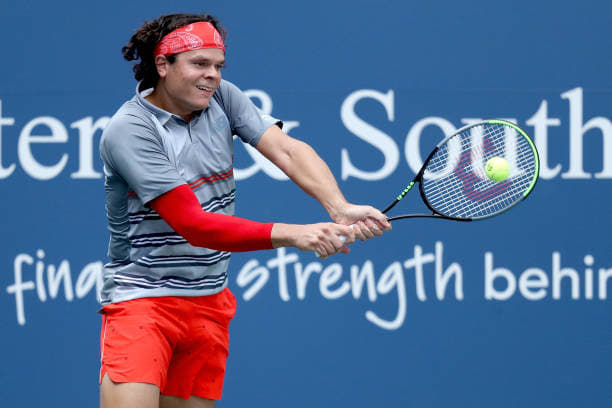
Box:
[149,184,274,252]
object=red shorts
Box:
[99,288,237,400]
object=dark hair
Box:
[122,13,226,90]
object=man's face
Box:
[158,48,225,116]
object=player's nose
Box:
[204,66,221,80]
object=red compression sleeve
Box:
[150,184,274,252]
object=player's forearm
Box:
[270,223,301,248]
[270,222,356,257]
[276,140,348,219]
[180,212,274,251]
[150,184,274,252]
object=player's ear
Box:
[154,55,169,78]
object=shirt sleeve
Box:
[99,113,185,205]
[214,79,282,147]
[150,184,274,252]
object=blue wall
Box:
[1,1,611,407]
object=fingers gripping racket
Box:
[316,119,539,257]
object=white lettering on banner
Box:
[235,245,610,330]
[235,259,269,301]
[340,89,399,180]
[18,116,70,180]
[0,87,611,180]
[236,243,464,330]
[339,87,612,181]
[526,101,562,179]
[364,261,405,330]
[0,100,16,178]
[70,117,109,179]
[5,250,103,326]
[6,254,35,326]
[561,87,612,179]
[0,99,111,180]
[484,252,612,301]
[4,245,611,328]
[0,90,296,181]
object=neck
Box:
[145,87,195,122]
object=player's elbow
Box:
[276,139,313,174]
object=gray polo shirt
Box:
[99,79,279,305]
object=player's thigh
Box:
[100,373,160,408]
[160,394,216,408]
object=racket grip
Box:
[314,235,346,258]
[313,225,352,258]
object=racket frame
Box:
[382,119,540,222]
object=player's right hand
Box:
[270,222,355,258]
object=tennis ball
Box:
[485,157,510,182]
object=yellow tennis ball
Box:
[485,157,510,182]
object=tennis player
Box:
[98,12,390,408]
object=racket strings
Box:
[421,123,537,219]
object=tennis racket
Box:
[316,119,539,256]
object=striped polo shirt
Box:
[98,79,279,305]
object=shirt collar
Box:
[134,81,205,126]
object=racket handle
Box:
[314,235,346,258]
[314,225,352,258]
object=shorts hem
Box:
[100,366,163,389]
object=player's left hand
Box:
[331,203,391,241]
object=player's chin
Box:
[191,95,212,110]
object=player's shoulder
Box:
[217,78,240,93]
[213,79,243,102]
[108,97,153,128]
[100,98,157,151]
[213,79,255,118]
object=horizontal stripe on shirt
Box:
[129,232,187,248]
[127,168,234,198]
[134,251,231,268]
[113,271,228,290]
[128,189,235,224]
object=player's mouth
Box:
[196,85,215,95]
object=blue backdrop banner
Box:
[1,1,611,407]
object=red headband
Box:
[154,22,225,57]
